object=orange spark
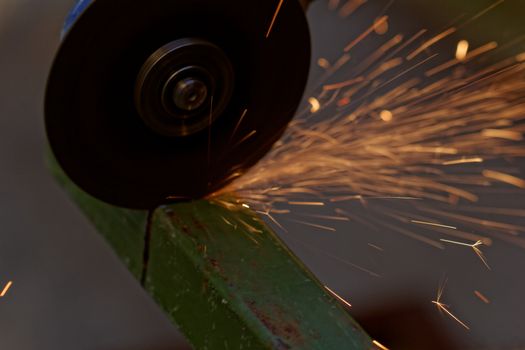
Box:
[308,97,321,113]
[232,130,257,149]
[368,243,384,251]
[288,201,325,206]
[287,219,336,232]
[323,77,364,91]
[230,109,248,141]
[373,16,389,35]
[317,58,331,69]
[297,213,350,221]
[406,27,456,60]
[474,290,490,304]
[265,0,284,38]
[1,281,12,297]
[325,286,352,308]
[432,281,470,330]
[379,110,393,122]
[483,170,525,189]
[411,220,456,230]
[238,218,262,234]
[442,157,483,165]
[455,40,469,61]
[426,41,498,76]
[221,216,237,229]
[338,97,351,107]
[460,0,505,28]
[344,16,388,52]
[440,239,490,269]
[482,129,523,141]
[372,340,390,350]
[212,3,525,257]
[257,209,288,232]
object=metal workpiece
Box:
[49,154,372,349]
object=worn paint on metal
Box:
[50,151,371,349]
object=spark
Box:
[231,130,257,149]
[455,40,469,61]
[474,290,490,304]
[373,16,389,35]
[431,226,492,246]
[379,109,393,122]
[317,58,331,69]
[482,129,523,141]
[377,219,445,249]
[230,109,248,141]
[368,53,439,96]
[221,216,237,229]
[288,201,325,206]
[483,170,525,189]
[368,243,384,251]
[1,281,12,297]
[372,340,390,350]
[457,206,525,217]
[344,16,388,52]
[330,195,363,202]
[440,239,490,269]
[406,27,456,60]
[287,219,336,232]
[388,29,428,59]
[257,209,287,232]
[238,218,263,234]
[308,97,321,113]
[460,0,505,28]
[332,196,421,202]
[323,77,364,91]
[325,286,352,308]
[412,220,457,230]
[295,212,350,222]
[242,203,250,209]
[265,0,284,38]
[432,281,470,330]
[423,208,525,235]
[287,235,381,277]
[211,1,525,268]
[426,41,498,76]
[442,157,483,165]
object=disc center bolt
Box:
[172,77,208,112]
[135,39,233,136]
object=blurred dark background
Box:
[0,0,524,349]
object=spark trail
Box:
[210,0,525,332]
[212,1,525,254]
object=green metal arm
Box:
[48,154,371,349]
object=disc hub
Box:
[172,77,208,111]
[135,38,234,137]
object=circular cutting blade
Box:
[46,0,311,209]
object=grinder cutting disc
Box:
[46,0,311,209]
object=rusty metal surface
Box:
[145,199,371,349]
[50,151,371,349]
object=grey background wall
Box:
[0,0,523,349]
